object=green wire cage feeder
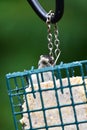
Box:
[6,1,87,130]
[6,60,87,130]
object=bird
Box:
[25,55,55,85]
[38,55,54,68]
[38,55,55,82]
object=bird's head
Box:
[38,55,54,69]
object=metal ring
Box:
[27,0,64,23]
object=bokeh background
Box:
[0,0,87,130]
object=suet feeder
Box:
[6,60,87,130]
[6,1,87,130]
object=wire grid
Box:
[6,60,87,130]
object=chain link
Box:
[46,10,54,58]
[54,23,61,65]
[46,10,61,65]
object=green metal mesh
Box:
[6,60,87,130]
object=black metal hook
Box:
[27,0,64,23]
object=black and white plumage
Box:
[38,55,54,69]
[26,55,55,85]
[38,55,55,82]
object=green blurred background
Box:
[0,0,87,129]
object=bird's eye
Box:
[49,60,54,65]
[42,61,47,65]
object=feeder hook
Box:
[27,0,64,23]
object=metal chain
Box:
[54,23,61,65]
[46,10,61,65]
[46,10,54,58]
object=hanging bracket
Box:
[27,0,64,23]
